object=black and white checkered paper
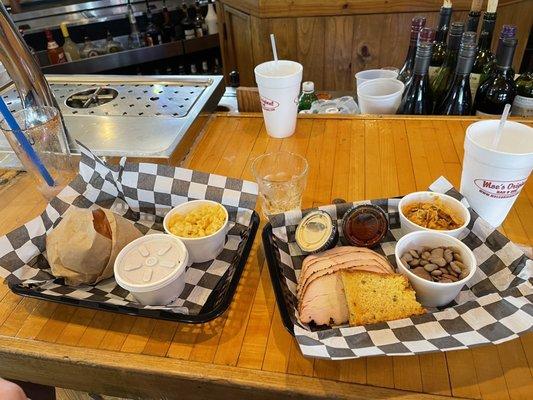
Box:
[0,144,258,316]
[268,177,532,359]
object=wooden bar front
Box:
[0,114,532,399]
[216,0,532,90]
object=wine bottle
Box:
[397,17,426,83]
[60,22,80,62]
[430,0,453,80]
[212,57,221,74]
[45,29,67,65]
[398,28,435,115]
[466,0,483,33]
[430,22,465,110]
[479,25,517,85]
[511,72,532,117]
[126,0,142,48]
[181,1,195,40]
[194,1,207,38]
[436,32,477,115]
[201,60,209,74]
[470,0,498,98]
[473,32,518,115]
[145,0,162,46]
[161,0,174,43]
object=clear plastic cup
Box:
[0,106,75,199]
[254,60,303,139]
[460,120,533,227]
[355,69,399,89]
[357,78,405,114]
[251,151,308,218]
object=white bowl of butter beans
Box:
[395,231,477,307]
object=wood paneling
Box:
[219,1,531,90]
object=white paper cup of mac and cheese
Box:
[163,200,229,264]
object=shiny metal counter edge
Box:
[0,74,225,168]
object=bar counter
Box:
[0,114,532,399]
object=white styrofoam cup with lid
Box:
[460,120,533,227]
[255,60,303,138]
[114,234,188,306]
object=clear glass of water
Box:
[251,151,308,217]
[0,106,75,199]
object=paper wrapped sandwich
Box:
[46,208,142,285]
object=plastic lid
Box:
[341,204,389,248]
[114,234,188,292]
[302,81,315,92]
[296,210,338,253]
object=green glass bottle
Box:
[429,0,453,81]
[430,22,465,112]
[511,72,533,117]
[298,81,319,112]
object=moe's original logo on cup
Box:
[474,178,527,199]
[260,96,279,112]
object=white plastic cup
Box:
[254,60,303,138]
[460,120,533,227]
[357,78,404,114]
[355,69,399,89]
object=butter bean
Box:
[423,263,438,272]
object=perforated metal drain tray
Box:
[0,74,224,161]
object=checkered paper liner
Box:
[0,143,258,318]
[267,177,532,360]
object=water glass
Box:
[251,151,308,217]
[0,106,75,199]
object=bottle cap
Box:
[461,31,477,48]
[296,210,338,254]
[418,27,435,44]
[410,17,426,40]
[449,21,465,36]
[500,25,517,39]
[341,204,388,248]
[302,81,314,92]
[60,22,69,37]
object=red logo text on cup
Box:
[474,178,527,199]
[260,96,280,112]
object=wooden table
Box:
[0,114,532,400]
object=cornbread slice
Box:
[340,270,425,326]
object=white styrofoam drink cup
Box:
[355,69,398,90]
[357,78,404,114]
[460,120,533,227]
[254,60,303,138]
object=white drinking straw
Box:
[270,33,278,63]
[491,103,511,150]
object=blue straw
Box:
[0,99,55,187]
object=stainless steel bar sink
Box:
[0,74,225,166]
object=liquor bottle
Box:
[127,0,142,48]
[466,0,483,33]
[45,29,67,65]
[60,22,80,62]
[201,60,209,74]
[181,1,195,40]
[298,81,319,112]
[205,0,218,35]
[473,32,518,115]
[178,64,186,74]
[190,63,198,75]
[397,17,426,83]
[161,0,174,43]
[212,57,221,74]
[430,22,465,109]
[194,1,207,37]
[436,32,477,115]
[429,0,453,80]
[470,0,498,98]
[105,31,123,53]
[80,36,99,58]
[174,3,185,40]
[398,28,435,115]
[511,72,532,117]
[145,0,162,46]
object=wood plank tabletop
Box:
[0,114,531,400]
